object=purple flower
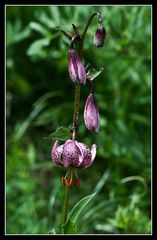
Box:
[68,48,86,85]
[93,26,106,47]
[51,139,97,168]
[84,93,100,133]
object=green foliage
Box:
[6,5,151,234]
[95,198,151,233]
[63,192,96,234]
[45,126,72,141]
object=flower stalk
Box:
[51,12,105,234]
[61,167,73,233]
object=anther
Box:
[75,178,81,187]
[62,176,66,185]
[69,177,73,187]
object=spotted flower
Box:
[51,139,97,169]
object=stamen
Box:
[75,178,81,187]
[62,168,76,188]
[65,178,69,186]
[75,169,78,179]
[74,170,80,187]
[62,176,66,185]
[69,177,73,187]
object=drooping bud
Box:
[68,48,86,85]
[94,13,106,47]
[84,94,100,133]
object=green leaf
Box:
[29,22,48,36]
[14,102,46,141]
[27,38,50,56]
[72,23,79,35]
[55,26,72,40]
[87,68,104,81]
[63,219,77,234]
[44,126,71,141]
[68,192,97,223]
[63,192,97,233]
[48,228,56,234]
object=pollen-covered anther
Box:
[75,178,81,187]
[62,176,66,185]
[68,177,74,187]
[62,176,69,186]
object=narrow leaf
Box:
[63,219,77,234]
[29,22,48,36]
[55,26,72,40]
[69,192,97,224]
[44,126,71,141]
[27,38,50,56]
[72,23,79,35]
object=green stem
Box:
[61,13,97,233]
[72,85,80,140]
[72,35,84,140]
[61,168,72,233]
[82,12,98,41]
[61,185,69,233]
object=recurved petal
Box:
[83,144,97,168]
[74,141,86,167]
[51,141,64,167]
[62,140,80,167]
[75,142,92,168]
[51,140,59,159]
[91,144,97,161]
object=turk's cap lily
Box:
[68,48,86,85]
[84,93,100,133]
[51,139,97,168]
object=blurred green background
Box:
[6,5,151,234]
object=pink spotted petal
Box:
[51,140,64,167]
[62,140,80,167]
[75,142,92,168]
[74,141,86,167]
[81,144,97,169]
[51,140,59,159]
[91,144,97,161]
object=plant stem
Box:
[82,12,98,41]
[72,85,80,140]
[61,185,69,233]
[61,14,97,233]
[72,35,84,140]
[61,168,72,233]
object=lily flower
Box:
[51,139,97,169]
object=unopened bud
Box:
[84,94,100,133]
[68,48,86,85]
[94,13,106,47]
[93,26,106,47]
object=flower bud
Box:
[93,26,106,47]
[68,48,86,85]
[84,94,100,133]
